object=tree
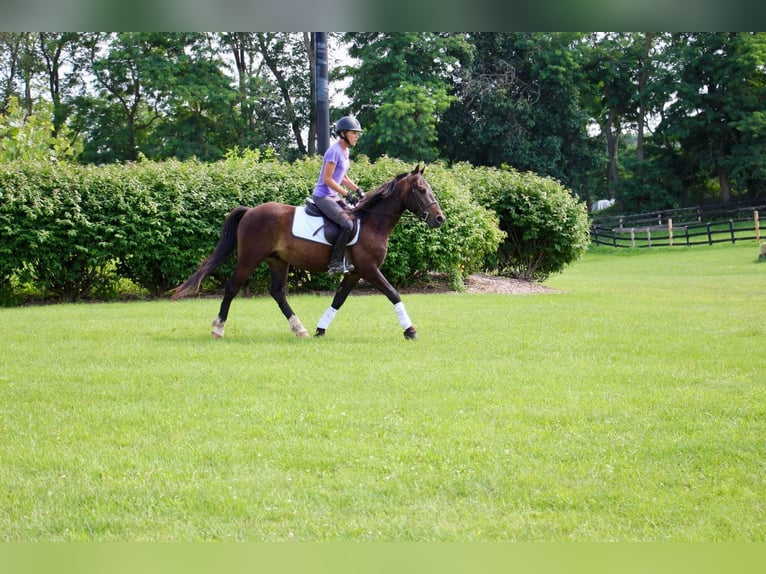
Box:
[579,33,640,200]
[342,32,472,162]
[440,33,598,198]
[218,32,316,160]
[142,33,237,161]
[0,96,79,161]
[73,33,238,163]
[657,32,766,203]
[36,33,81,140]
[0,33,38,115]
[73,33,161,162]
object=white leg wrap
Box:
[211,317,226,338]
[317,306,338,330]
[394,302,412,330]
[289,315,309,337]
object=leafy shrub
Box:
[453,163,590,281]
[0,156,504,303]
[351,156,504,287]
[0,161,115,301]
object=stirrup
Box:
[328,260,354,275]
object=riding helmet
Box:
[334,115,363,135]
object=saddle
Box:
[291,198,361,246]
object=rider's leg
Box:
[328,225,354,274]
[313,196,355,275]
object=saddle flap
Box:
[292,203,360,246]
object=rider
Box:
[312,115,365,275]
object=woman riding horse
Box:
[311,115,365,275]
[171,166,445,340]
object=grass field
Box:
[1,242,764,541]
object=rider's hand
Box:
[346,193,359,206]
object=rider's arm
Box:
[341,174,361,194]
[322,162,353,198]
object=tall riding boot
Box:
[328,227,354,275]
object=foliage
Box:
[4,32,766,211]
[453,163,590,281]
[0,157,507,303]
[0,161,113,300]
[439,33,599,194]
[341,33,471,162]
[654,33,766,204]
[352,157,504,287]
[0,97,81,162]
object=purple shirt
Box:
[313,142,349,199]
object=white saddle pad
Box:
[291,206,360,246]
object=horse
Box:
[171,165,446,340]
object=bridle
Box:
[408,182,439,222]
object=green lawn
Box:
[1,242,764,541]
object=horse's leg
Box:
[363,268,417,340]
[212,268,249,338]
[315,273,360,337]
[267,259,309,338]
[212,245,265,338]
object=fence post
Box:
[707,223,713,245]
[729,220,736,244]
[630,228,635,248]
[756,211,761,241]
[668,218,673,247]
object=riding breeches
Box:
[312,195,354,231]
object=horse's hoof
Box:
[403,327,417,340]
[288,315,309,337]
[315,328,326,337]
[211,318,226,338]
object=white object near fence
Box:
[592,198,615,212]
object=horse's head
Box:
[402,165,446,229]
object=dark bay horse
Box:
[171,165,445,339]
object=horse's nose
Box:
[433,213,445,227]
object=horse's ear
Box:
[420,165,426,175]
[411,165,419,175]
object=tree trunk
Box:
[605,109,620,199]
[257,33,306,156]
[635,32,655,163]
[718,166,732,203]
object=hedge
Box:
[1,156,504,303]
[450,163,590,281]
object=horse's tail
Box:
[171,206,249,299]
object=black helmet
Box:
[334,115,363,135]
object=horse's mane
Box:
[352,172,409,221]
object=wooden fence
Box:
[591,204,765,248]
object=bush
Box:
[453,163,590,281]
[351,156,504,287]
[0,156,504,303]
[2,155,589,302]
[0,161,115,301]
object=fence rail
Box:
[591,209,763,248]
